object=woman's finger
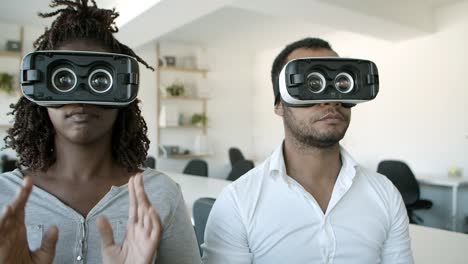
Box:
[148,207,162,241]
[128,176,137,223]
[137,203,145,228]
[143,212,152,236]
[135,173,150,210]
[37,225,59,257]
[11,177,33,212]
[0,206,12,231]
[96,215,115,249]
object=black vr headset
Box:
[278,57,379,107]
[20,50,139,107]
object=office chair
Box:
[193,197,216,255]
[0,155,17,173]
[377,160,432,224]
[227,159,254,181]
[144,156,156,169]
[228,147,245,167]
[183,159,208,177]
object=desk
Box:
[410,224,468,264]
[164,171,231,218]
[417,175,468,231]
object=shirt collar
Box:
[338,147,358,186]
[268,141,359,185]
[268,142,287,181]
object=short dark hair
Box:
[3,0,151,172]
[271,37,337,105]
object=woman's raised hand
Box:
[0,176,58,264]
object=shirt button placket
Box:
[324,218,334,264]
[321,217,327,263]
[76,219,86,263]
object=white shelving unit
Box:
[155,43,210,159]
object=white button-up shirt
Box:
[202,143,413,264]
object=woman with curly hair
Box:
[0,1,201,263]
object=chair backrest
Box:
[228,147,245,167]
[227,159,254,181]
[377,160,420,205]
[193,197,216,254]
[0,156,17,173]
[183,159,208,177]
[144,156,156,169]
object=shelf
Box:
[155,43,210,156]
[0,51,22,59]
[161,96,209,101]
[158,66,208,77]
[160,153,211,159]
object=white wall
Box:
[200,46,255,177]
[152,42,255,178]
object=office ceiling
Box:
[0,0,465,48]
[158,0,464,48]
[159,7,335,49]
[328,0,462,9]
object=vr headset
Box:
[278,57,379,107]
[20,50,139,107]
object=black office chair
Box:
[227,159,254,181]
[193,197,216,255]
[228,147,245,167]
[183,159,208,177]
[1,155,17,173]
[144,156,156,169]
[377,160,432,224]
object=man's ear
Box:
[274,101,284,117]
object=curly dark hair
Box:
[271,37,338,105]
[3,0,153,172]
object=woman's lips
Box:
[66,110,99,123]
[68,113,94,122]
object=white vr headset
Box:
[277,57,379,107]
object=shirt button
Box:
[77,255,82,261]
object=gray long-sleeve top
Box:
[0,168,202,264]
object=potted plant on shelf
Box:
[191,113,207,127]
[165,80,185,97]
[0,73,14,94]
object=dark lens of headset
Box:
[52,69,76,92]
[335,77,351,91]
[306,72,326,93]
[89,70,112,93]
[334,73,354,93]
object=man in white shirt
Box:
[202,37,414,264]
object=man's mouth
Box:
[318,113,344,121]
